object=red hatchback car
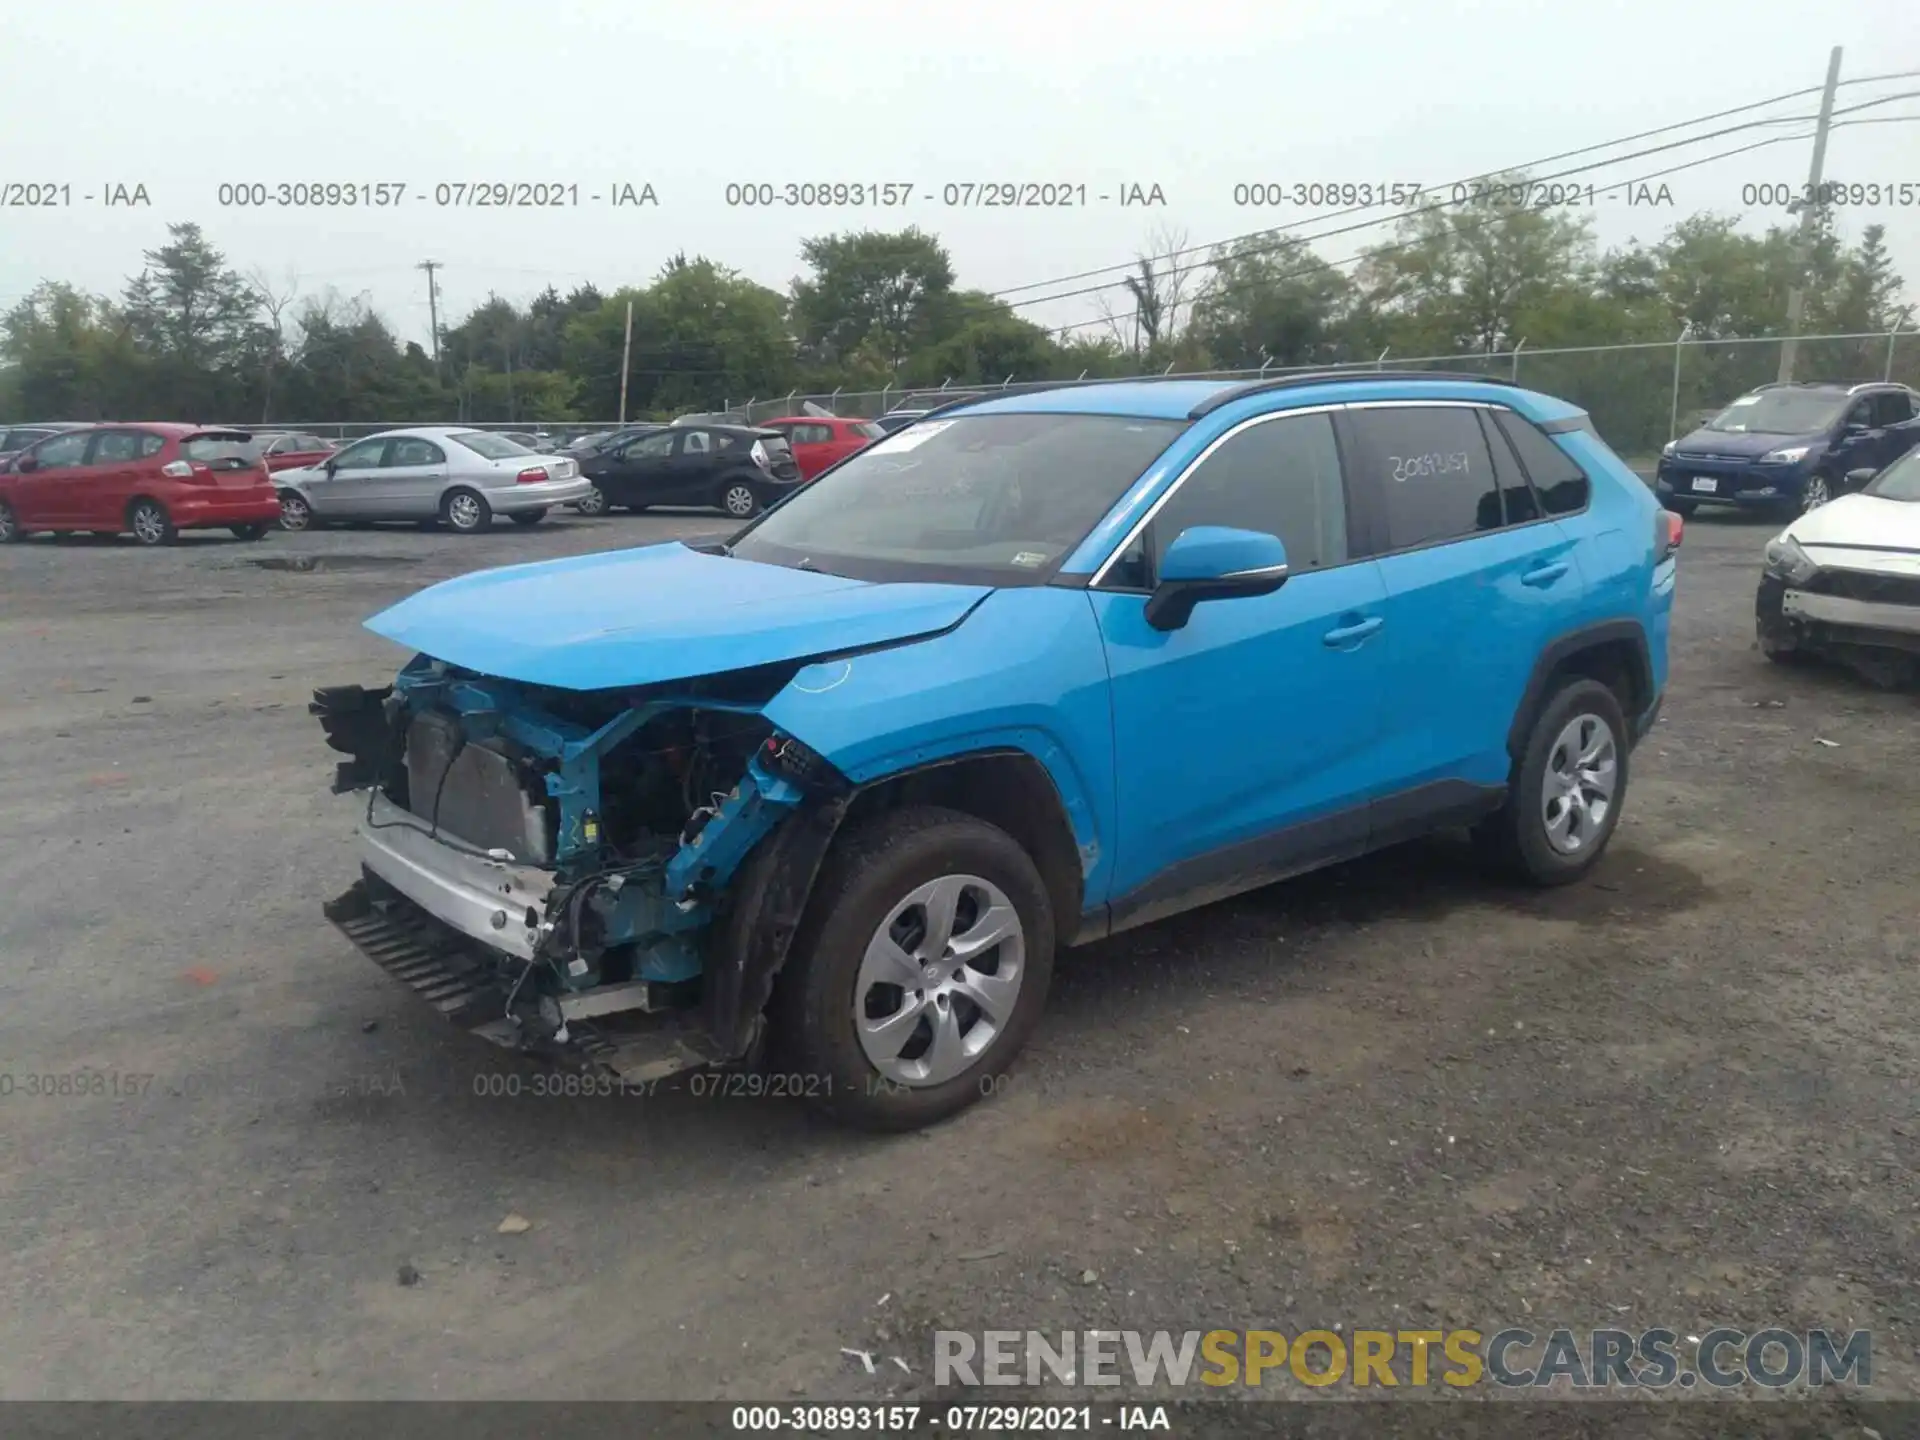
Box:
[757,415,885,480]
[0,424,283,545]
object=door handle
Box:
[1522,561,1570,587]
[1322,615,1383,647]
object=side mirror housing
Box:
[1143,525,1291,632]
[1844,420,1870,436]
[15,456,38,473]
[1846,467,1877,486]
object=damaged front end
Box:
[312,655,849,1083]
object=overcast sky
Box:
[2,0,1916,350]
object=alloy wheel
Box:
[853,873,1026,1088]
[723,483,758,517]
[131,502,169,545]
[447,493,483,530]
[279,493,311,531]
[1540,713,1618,856]
[575,485,608,516]
[0,502,17,543]
[1802,474,1831,512]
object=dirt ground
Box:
[1,508,1915,1405]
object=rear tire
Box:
[509,509,547,528]
[0,499,23,543]
[775,805,1055,1132]
[128,498,178,546]
[1474,678,1629,887]
[229,523,271,541]
[441,488,492,534]
[718,480,761,519]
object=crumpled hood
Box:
[366,541,992,690]
[1787,493,1920,574]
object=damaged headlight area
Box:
[310,655,848,1081]
[1763,535,1819,586]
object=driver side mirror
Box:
[1846,467,1877,486]
[15,456,38,474]
[1143,526,1291,632]
[1844,420,1871,435]
[324,458,338,476]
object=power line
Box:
[1039,115,1920,340]
[991,71,1920,309]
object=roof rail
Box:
[1187,368,1530,418]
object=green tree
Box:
[120,223,262,418]
[0,283,145,419]
[1187,236,1358,368]
[790,228,955,373]
[1356,174,1598,354]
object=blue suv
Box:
[1656,381,1920,517]
[314,372,1677,1130]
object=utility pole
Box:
[617,299,634,423]
[417,260,443,379]
[1778,46,1842,383]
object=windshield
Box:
[451,431,533,460]
[728,412,1186,583]
[1705,390,1848,434]
[1864,448,1920,502]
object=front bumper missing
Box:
[326,876,724,1084]
[356,790,553,960]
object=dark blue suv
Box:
[316,371,1678,1130]
[1656,381,1920,517]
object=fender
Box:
[1506,618,1654,759]
[761,585,1118,904]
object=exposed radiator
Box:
[404,710,554,865]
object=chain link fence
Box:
[266,328,1915,459]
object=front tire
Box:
[509,509,547,528]
[776,806,1055,1132]
[0,499,23,543]
[1474,678,1629,887]
[1801,471,1832,513]
[128,498,178,546]
[277,491,314,531]
[441,488,492,534]
[718,480,761,519]
[573,485,609,516]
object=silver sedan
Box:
[273,427,593,534]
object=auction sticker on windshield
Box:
[871,420,956,453]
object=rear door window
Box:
[388,438,444,466]
[1870,390,1915,426]
[682,430,712,455]
[89,429,156,464]
[1342,406,1503,553]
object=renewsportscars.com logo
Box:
[934,1327,1872,1391]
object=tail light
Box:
[161,460,206,479]
[1656,508,1683,560]
[515,466,548,485]
[750,440,770,472]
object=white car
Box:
[1757,449,1920,684]
[275,427,592,534]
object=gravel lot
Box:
[1,508,1915,1404]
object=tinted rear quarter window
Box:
[1343,406,1502,551]
[1494,412,1591,515]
